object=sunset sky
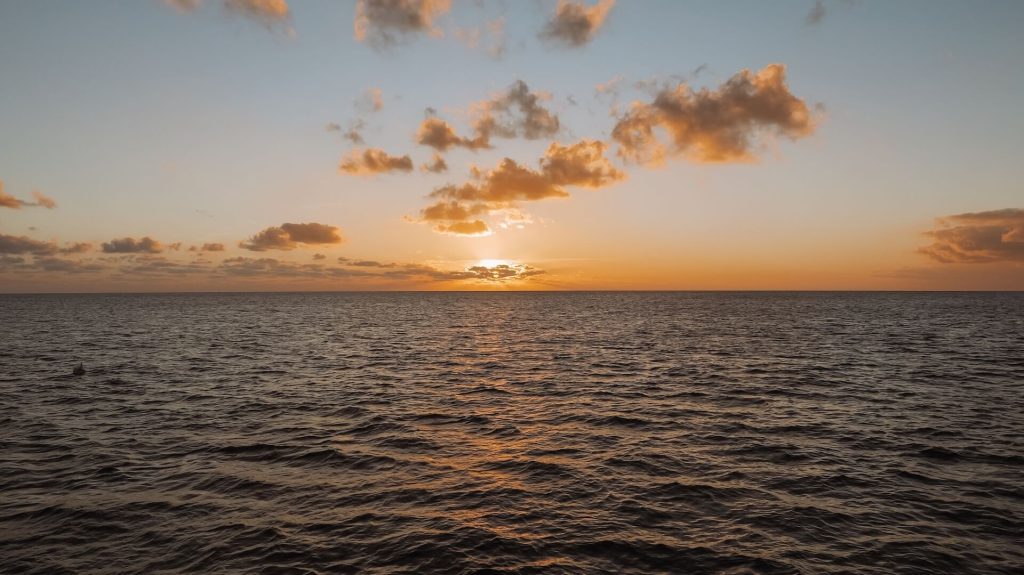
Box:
[1,0,1022,291]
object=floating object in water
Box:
[72,363,85,376]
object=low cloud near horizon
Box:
[919,209,1024,264]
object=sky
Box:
[1,0,1022,292]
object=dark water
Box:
[1,292,1022,574]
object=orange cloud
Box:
[339,148,414,175]
[224,0,290,26]
[421,153,448,173]
[918,209,1024,263]
[354,0,451,48]
[239,222,344,251]
[419,139,623,235]
[417,80,560,153]
[101,237,164,253]
[540,0,615,48]
[611,64,817,164]
[0,181,57,210]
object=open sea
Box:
[0,292,1022,574]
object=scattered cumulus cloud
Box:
[354,0,451,49]
[224,0,290,27]
[339,148,414,175]
[611,64,817,164]
[239,222,344,251]
[417,80,560,152]
[540,0,615,48]
[357,87,384,113]
[918,209,1024,263]
[419,139,623,235]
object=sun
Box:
[476,259,512,268]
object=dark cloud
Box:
[239,222,344,251]
[540,0,615,48]
[918,209,1024,263]
[116,255,211,275]
[353,0,451,49]
[312,253,326,260]
[416,80,560,152]
[611,64,817,164]
[339,148,414,175]
[201,243,226,252]
[419,139,623,235]
[0,234,57,255]
[0,181,57,210]
[101,237,164,254]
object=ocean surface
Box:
[1,292,1022,574]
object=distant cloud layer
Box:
[239,222,344,251]
[339,148,414,175]
[420,139,623,235]
[919,209,1024,263]
[540,0,615,47]
[0,181,57,210]
[612,64,816,164]
[354,0,451,48]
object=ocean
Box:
[1,292,1022,574]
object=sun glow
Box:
[476,259,512,268]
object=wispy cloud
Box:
[339,148,414,175]
[0,181,57,210]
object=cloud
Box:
[611,64,817,164]
[421,153,449,173]
[357,87,384,113]
[101,237,164,253]
[60,242,93,254]
[918,209,1024,263]
[0,180,57,209]
[224,0,290,27]
[0,234,57,255]
[416,80,560,152]
[805,0,826,25]
[354,0,451,49]
[239,222,344,251]
[416,118,490,152]
[540,0,615,48]
[419,139,623,235]
[312,253,326,260]
[339,148,414,175]
[199,242,226,252]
